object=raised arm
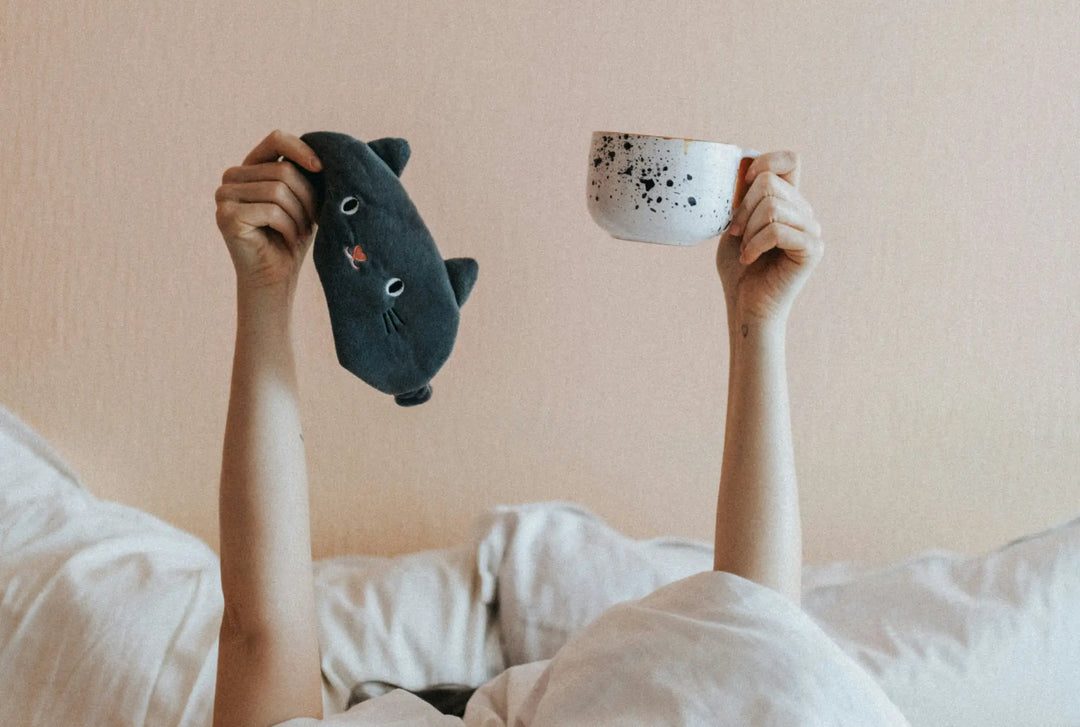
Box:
[212,131,325,727]
[713,152,823,603]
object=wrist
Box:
[236,264,298,293]
[235,278,297,343]
[728,308,788,348]
[236,274,296,311]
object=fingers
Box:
[739,222,823,267]
[218,134,321,244]
[216,180,314,240]
[729,172,805,238]
[729,150,801,233]
[219,161,318,230]
[745,150,799,188]
[242,129,322,173]
[217,200,302,249]
[726,150,822,266]
[739,194,821,260]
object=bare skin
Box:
[210,133,822,726]
[714,152,823,603]
[213,130,325,727]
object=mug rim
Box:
[591,130,740,147]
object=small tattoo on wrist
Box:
[741,324,749,338]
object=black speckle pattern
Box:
[587,133,747,244]
[590,134,715,216]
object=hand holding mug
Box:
[715,151,823,324]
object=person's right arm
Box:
[212,130,325,727]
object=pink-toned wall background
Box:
[2,1,1077,564]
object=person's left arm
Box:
[712,151,823,603]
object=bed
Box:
[2,404,1077,726]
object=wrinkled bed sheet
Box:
[278,571,910,726]
[2,405,1079,726]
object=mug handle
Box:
[732,148,760,210]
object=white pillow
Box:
[0,407,222,727]
[314,545,504,712]
[803,515,1080,727]
[472,502,713,666]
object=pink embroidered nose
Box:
[351,245,367,263]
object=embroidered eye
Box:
[385,278,404,297]
[340,196,360,215]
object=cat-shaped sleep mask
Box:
[297,131,478,406]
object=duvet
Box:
[2,405,1078,726]
[279,571,909,726]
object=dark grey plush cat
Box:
[298,131,477,406]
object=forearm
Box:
[214,282,322,726]
[714,313,802,603]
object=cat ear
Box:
[444,258,478,307]
[367,138,411,177]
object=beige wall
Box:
[1,1,1077,565]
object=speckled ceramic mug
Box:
[587,131,758,245]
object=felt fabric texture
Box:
[299,131,478,406]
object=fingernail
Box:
[311,157,323,171]
[729,220,743,236]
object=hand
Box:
[715,151,823,325]
[215,130,323,290]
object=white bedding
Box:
[280,572,911,726]
[466,572,911,726]
[2,405,1078,726]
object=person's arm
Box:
[212,130,325,727]
[713,151,823,604]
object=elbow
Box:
[218,603,271,650]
